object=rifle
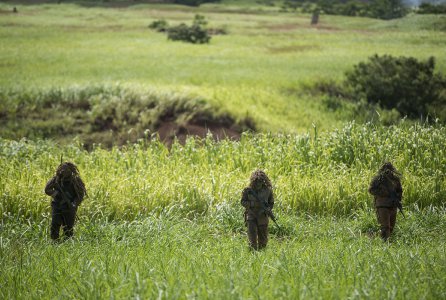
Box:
[248,189,281,230]
[55,180,76,208]
[390,190,405,218]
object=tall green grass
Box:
[1,122,445,222]
[1,209,445,299]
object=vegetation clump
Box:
[148,19,169,32]
[0,86,255,148]
[417,2,446,14]
[282,0,408,19]
[309,55,446,123]
[345,54,446,120]
[167,14,211,44]
[173,0,220,6]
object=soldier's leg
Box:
[377,208,391,241]
[247,220,258,250]
[389,207,397,234]
[50,206,63,240]
[257,224,268,249]
[62,206,77,239]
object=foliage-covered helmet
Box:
[378,161,401,180]
[379,162,396,173]
[249,169,272,189]
[56,162,80,179]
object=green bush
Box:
[345,55,446,119]
[173,0,220,7]
[167,15,211,44]
[148,19,169,32]
[417,3,446,14]
[282,0,408,19]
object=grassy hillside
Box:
[1,1,445,136]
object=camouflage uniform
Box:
[241,170,274,250]
[45,162,86,240]
[368,162,402,241]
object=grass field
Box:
[1,1,446,299]
[1,122,446,298]
[1,1,446,132]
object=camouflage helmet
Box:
[56,162,80,179]
[249,169,272,189]
[378,161,401,179]
[379,162,396,173]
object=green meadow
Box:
[1,1,445,132]
[1,1,446,299]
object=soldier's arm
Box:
[368,177,386,196]
[44,177,58,197]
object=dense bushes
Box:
[173,0,220,6]
[345,55,446,119]
[282,0,408,19]
[310,55,446,123]
[417,3,446,14]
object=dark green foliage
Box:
[173,0,220,6]
[167,15,211,44]
[345,55,446,119]
[417,2,446,14]
[282,0,408,19]
[148,19,169,32]
[368,0,408,20]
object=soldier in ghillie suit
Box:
[241,170,275,250]
[368,162,403,241]
[45,162,86,240]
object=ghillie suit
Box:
[241,170,274,250]
[368,162,403,241]
[45,162,86,240]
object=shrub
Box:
[173,0,220,6]
[417,3,446,14]
[167,15,211,44]
[367,0,408,20]
[345,55,446,119]
[149,19,169,32]
[282,0,408,19]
